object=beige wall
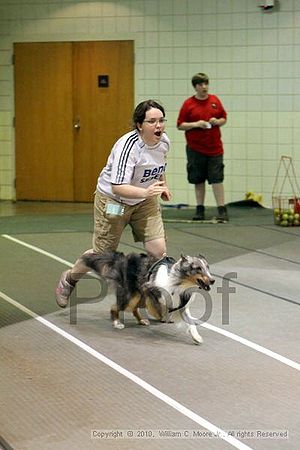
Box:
[1,0,300,207]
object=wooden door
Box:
[14,41,134,202]
[14,42,74,201]
[72,41,134,201]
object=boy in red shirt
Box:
[177,73,228,221]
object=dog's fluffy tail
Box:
[81,251,151,286]
[81,251,125,283]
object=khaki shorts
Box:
[93,191,165,254]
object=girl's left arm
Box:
[159,174,172,201]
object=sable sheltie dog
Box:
[82,251,215,344]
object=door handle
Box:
[74,118,81,129]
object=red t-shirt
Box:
[177,94,227,156]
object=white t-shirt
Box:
[97,129,170,205]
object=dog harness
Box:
[147,255,176,280]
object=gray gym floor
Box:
[0,201,299,450]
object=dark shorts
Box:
[186,146,224,184]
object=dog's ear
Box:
[180,254,188,262]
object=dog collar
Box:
[147,256,176,280]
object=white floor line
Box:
[2,234,73,267]
[201,323,300,371]
[0,290,251,450]
[2,233,300,372]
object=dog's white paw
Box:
[113,320,125,329]
[188,325,203,345]
[139,318,150,326]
